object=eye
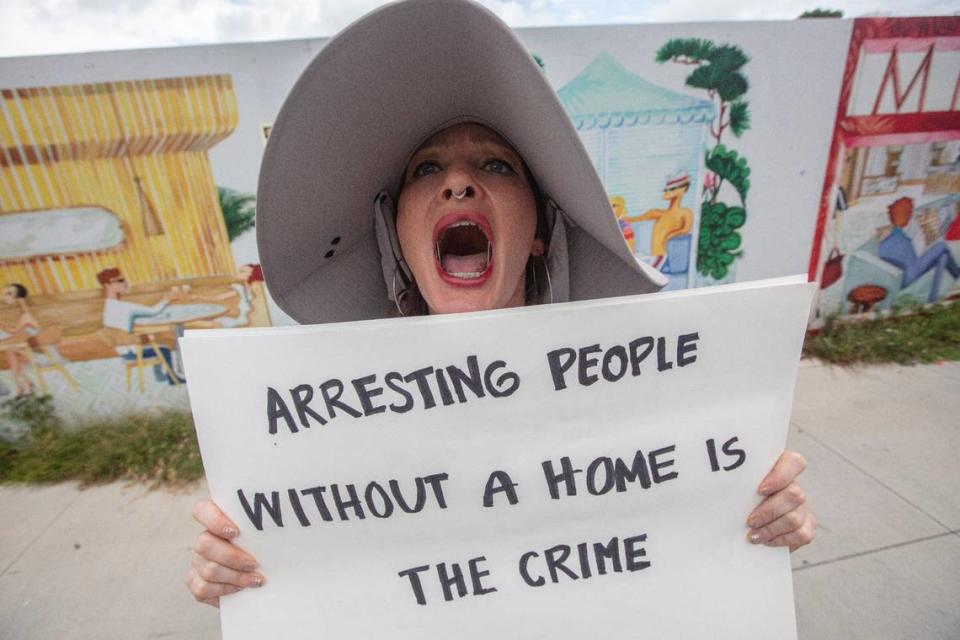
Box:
[410,160,441,179]
[483,158,516,175]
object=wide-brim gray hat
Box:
[257,0,667,324]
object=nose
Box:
[440,163,478,202]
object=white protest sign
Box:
[181,276,814,640]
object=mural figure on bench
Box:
[878,197,960,293]
[634,171,695,270]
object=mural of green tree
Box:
[798,9,844,18]
[656,39,752,280]
[217,186,256,242]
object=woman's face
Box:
[397,123,541,315]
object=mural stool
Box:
[25,326,78,394]
[847,284,887,314]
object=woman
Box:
[187,0,814,607]
[1,283,40,397]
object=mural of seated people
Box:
[817,138,960,317]
[0,283,78,398]
[878,197,960,295]
[97,268,186,389]
[96,264,274,392]
[184,264,268,329]
[612,171,694,290]
[842,194,960,314]
[1,283,40,397]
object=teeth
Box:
[436,220,492,280]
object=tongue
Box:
[441,252,487,275]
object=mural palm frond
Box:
[729,99,751,137]
[217,186,256,241]
[716,72,748,102]
[709,45,749,71]
[655,38,717,64]
[686,64,727,92]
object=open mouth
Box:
[433,213,494,286]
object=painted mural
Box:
[0,16,956,422]
[558,52,713,291]
[558,39,754,291]
[0,76,271,416]
[656,38,753,288]
[811,17,960,322]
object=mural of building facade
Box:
[0,76,271,418]
[0,15,955,420]
[811,17,960,322]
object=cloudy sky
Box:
[1,0,956,58]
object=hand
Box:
[186,500,265,608]
[746,450,816,552]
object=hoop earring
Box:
[392,263,425,316]
[526,254,553,305]
[392,263,411,316]
[542,255,554,305]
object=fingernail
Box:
[758,485,772,496]
[249,574,264,587]
[222,526,238,538]
[747,517,758,528]
[749,533,762,544]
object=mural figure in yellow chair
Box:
[634,171,694,269]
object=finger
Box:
[747,482,806,528]
[192,500,239,539]
[186,572,244,601]
[193,554,264,588]
[195,531,258,572]
[765,514,817,551]
[747,505,809,545]
[757,450,807,496]
[199,597,220,609]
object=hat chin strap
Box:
[374,191,414,302]
[373,189,571,307]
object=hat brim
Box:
[257,0,667,324]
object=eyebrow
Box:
[413,138,518,160]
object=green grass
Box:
[803,301,960,365]
[0,396,203,486]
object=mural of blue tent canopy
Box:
[558,52,715,291]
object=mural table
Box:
[134,303,228,327]
[130,304,227,389]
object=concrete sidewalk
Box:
[1,361,958,639]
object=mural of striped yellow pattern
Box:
[0,76,238,294]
